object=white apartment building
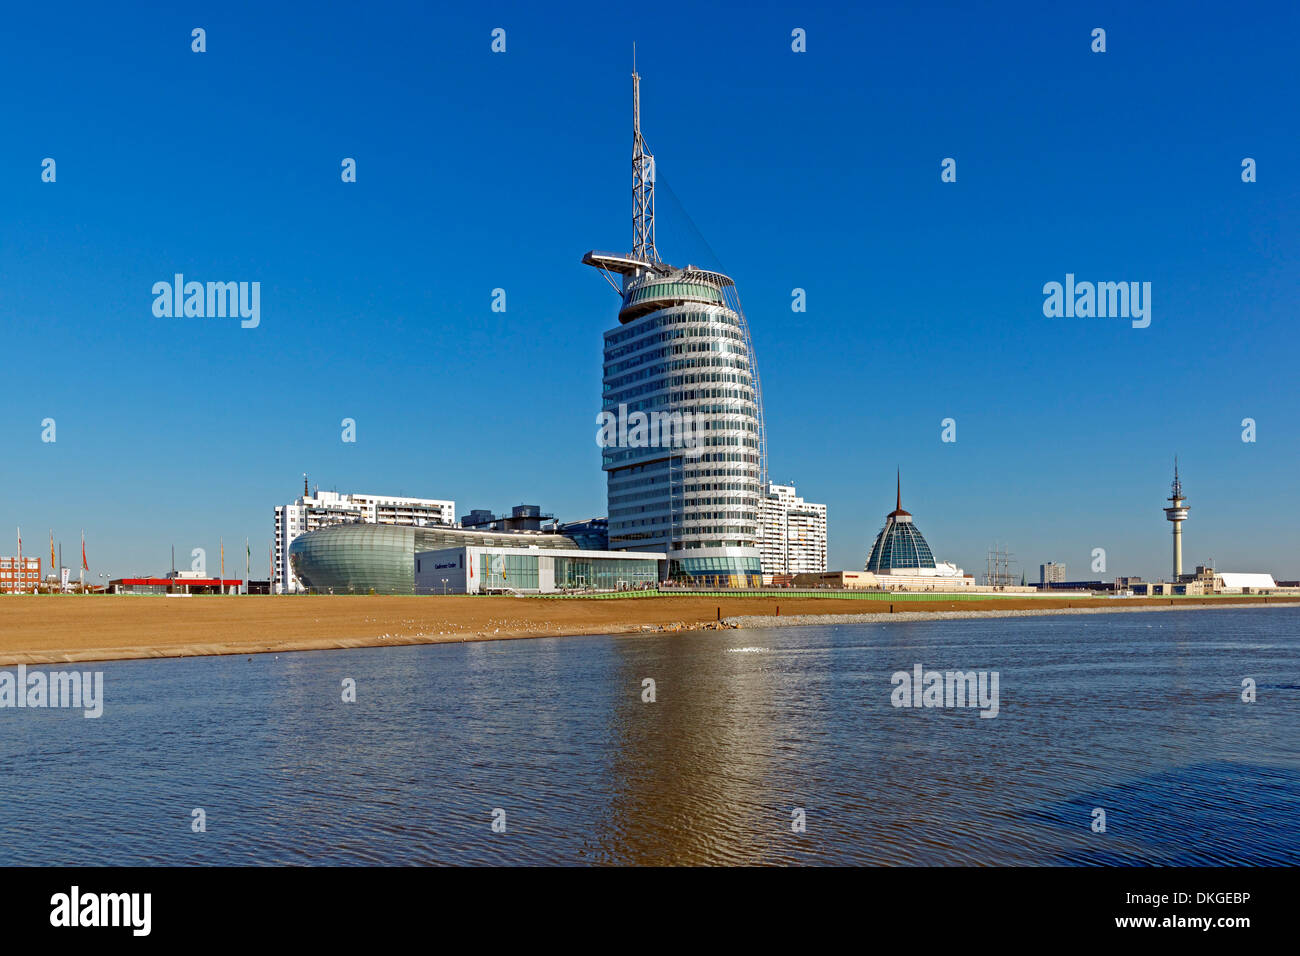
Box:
[1040,562,1066,585]
[274,485,455,593]
[757,482,827,579]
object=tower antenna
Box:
[631,46,658,262]
[1164,456,1190,581]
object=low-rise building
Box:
[110,572,243,595]
[0,556,41,593]
[793,570,879,589]
[415,546,663,594]
[274,479,455,593]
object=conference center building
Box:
[289,523,660,595]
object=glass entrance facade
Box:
[553,555,659,590]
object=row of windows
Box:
[604,395,757,421]
[611,516,757,535]
[604,354,753,392]
[479,553,540,591]
[673,556,764,572]
[606,328,746,369]
[553,557,658,590]
[605,337,747,376]
[608,463,757,490]
[674,535,758,547]
[606,370,754,403]
[608,486,758,508]
[610,508,757,528]
[611,486,759,509]
[597,407,761,434]
[622,280,725,308]
[605,308,740,347]
[605,377,755,405]
[602,436,758,467]
[606,452,760,475]
[605,321,745,363]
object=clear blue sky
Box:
[1,0,1296,582]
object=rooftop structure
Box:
[460,504,554,533]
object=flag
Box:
[50,530,56,575]
[81,530,88,571]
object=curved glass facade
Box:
[290,523,578,594]
[622,280,724,311]
[865,518,936,572]
[602,267,763,586]
[668,553,762,588]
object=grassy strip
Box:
[535,589,1091,601]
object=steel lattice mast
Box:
[631,48,658,263]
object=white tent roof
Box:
[1217,572,1277,588]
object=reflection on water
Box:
[1,608,1296,865]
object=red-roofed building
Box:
[110,575,242,595]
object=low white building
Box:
[415,546,664,595]
[274,482,455,593]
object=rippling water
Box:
[2,607,1296,865]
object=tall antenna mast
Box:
[631,44,658,262]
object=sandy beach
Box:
[0,593,1295,666]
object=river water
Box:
[1,607,1295,865]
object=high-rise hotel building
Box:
[584,68,764,587]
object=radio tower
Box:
[1163,457,1190,581]
[631,45,658,263]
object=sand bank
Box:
[0,593,1295,666]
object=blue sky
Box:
[1,0,1296,581]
